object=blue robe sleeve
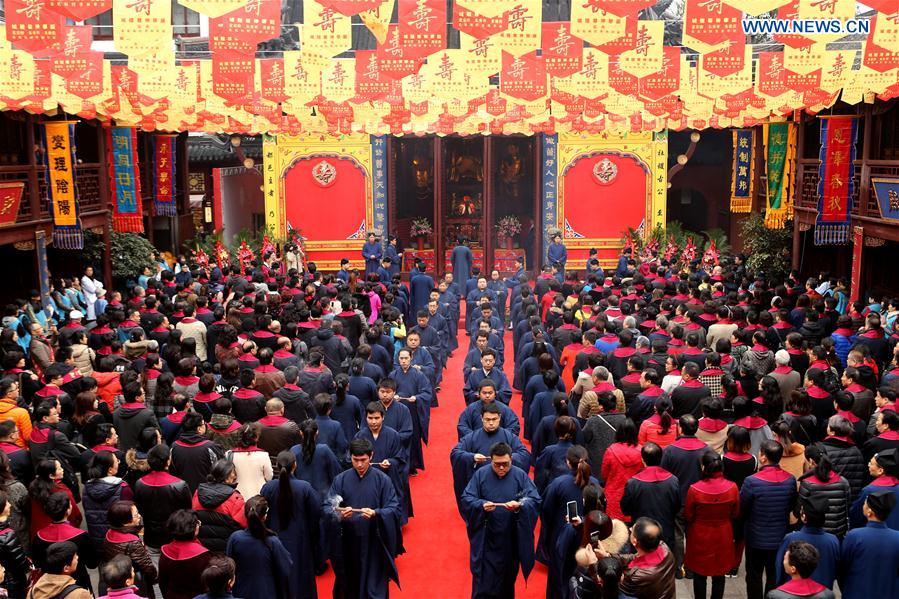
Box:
[271,537,296,598]
[501,404,521,437]
[450,436,478,504]
[509,433,531,472]
[457,405,476,440]
[494,372,513,405]
[514,470,542,581]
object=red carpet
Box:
[316,316,548,597]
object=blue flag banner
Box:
[730,129,754,213]
[872,177,899,223]
[109,126,144,232]
[542,133,559,268]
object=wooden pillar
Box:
[532,134,542,273]
[433,136,443,277]
[483,136,494,274]
[101,218,113,290]
[26,114,42,218]
[858,104,872,218]
[791,116,805,271]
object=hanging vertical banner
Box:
[815,116,857,245]
[0,182,25,227]
[35,230,52,312]
[763,122,796,229]
[153,134,177,217]
[108,127,144,233]
[42,122,82,249]
[730,129,754,213]
[542,133,559,266]
[371,136,387,236]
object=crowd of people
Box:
[0,237,895,599]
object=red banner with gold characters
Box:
[542,21,582,77]
[815,116,858,245]
[210,0,281,55]
[319,0,383,15]
[500,51,546,101]
[5,0,66,58]
[453,7,507,40]
[42,122,82,249]
[47,0,110,22]
[153,134,177,217]
[398,0,446,60]
[0,183,25,228]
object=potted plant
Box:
[495,215,521,250]
[410,217,433,251]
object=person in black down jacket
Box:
[314,324,347,375]
[192,459,247,553]
[171,412,225,492]
[620,442,681,556]
[297,352,334,398]
[815,415,867,501]
[740,440,798,599]
[797,446,850,538]
[133,444,192,549]
[273,366,312,424]
[112,380,159,453]
[0,489,30,598]
[230,369,266,424]
[81,450,132,553]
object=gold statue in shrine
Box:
[412,154,432,202]
[499,143,524,199]
[412,155,431,188]
[448,151,483,182]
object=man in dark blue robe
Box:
[463,349,512,405]
[546,234,567,279]
[408,317,442,385]
[376,379,413,468]
[468,320,504,356]
[458,379,520,439]
[362,233,382,278]
[465,280,497,333]
[410,269,435,315]
[390,351,432,472]
[328,438,403,599]
[839,491,899,599]
[451,403,531,509]
[488,270,508,324]
[336,258,351,284]
[356,402,412,525]
[384,236,401,276]
[377,258,393,283]
[426,297,454,356]
[451,241,474,290]
[464,333,504,372]
[461,442,541,599]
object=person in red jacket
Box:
[685,452,741,599]
[601,418,643,522]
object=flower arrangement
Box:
[495,215,521,238]
[410,217,433,238]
